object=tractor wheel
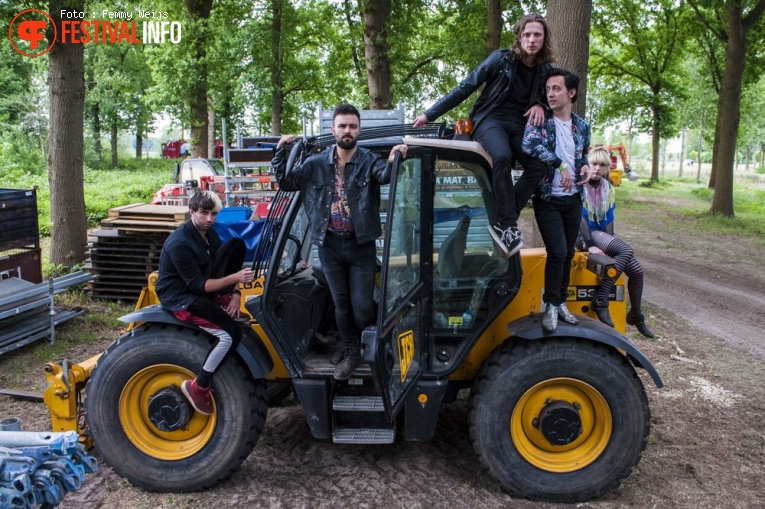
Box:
[266,381,293,406]
[469,339,650,503]
[85,324,268,492]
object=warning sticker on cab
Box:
[397,330,414,383]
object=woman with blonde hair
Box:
[580,147,654,338]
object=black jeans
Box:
[474,116,548,229]
[533,194,582,305]
[318,235,377,352]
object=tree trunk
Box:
[708,110,722,188]
[48,0,87,268]
[697,111,704,183]
[87,65,102,160]
[486,0,502,56]
[651,103,660,182]
[185,0,213,158]
[546,0,592,117]
[678,126,686,177]
[270,0,284,135]
[745,146,749,171]
[136,131,143,159]
[208,108,216,156]
[660,139,667,177]
[710,6,747,217]
[110,119,118,167]
[363,0,393,109]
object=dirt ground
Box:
[2,189,765,509]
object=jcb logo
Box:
[398,330,414,383]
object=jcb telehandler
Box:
[44,124,662,503]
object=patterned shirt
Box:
[328,155,355,232]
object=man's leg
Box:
[474,121,524,257]
[318,237,364,379]
[532,197,568,306]
[347,241,377,333]
[178,297,243,414]
[212,238,246,281]
[558,195,584,302]
[513,151,548,217]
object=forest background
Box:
[2,0,765,270]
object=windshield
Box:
[209,159,224,175]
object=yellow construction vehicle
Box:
[44,124,660,503]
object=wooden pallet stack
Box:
[86,204,188,300]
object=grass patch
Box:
[617,176,765,241]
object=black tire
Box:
[469,339,650,503]
[266,380,293,406]
[85,323,268,492]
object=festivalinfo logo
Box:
[8,8,182,57]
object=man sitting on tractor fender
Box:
[155,190,255,415]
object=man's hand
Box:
[588,246,605,256]
[277,134,297,148]
[578,164,592,186]
[412,114,429,128]
[560,165,574,191]
[524,104,545,126]
[233,268,255,284]
[388,144,408,163]
[222,293,241,318]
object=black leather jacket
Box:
[273,144,391,246]
[424,49,552,132]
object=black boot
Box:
[333,345,363,380]
[592,298,614,327]
[331,345,346,364]
[627,311,655,338]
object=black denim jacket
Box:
[272,144,391,246]
[424,49,552,132]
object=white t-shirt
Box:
[552,116,577,197]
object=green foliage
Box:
[690,187,713,200]
[755,166,765,175]
[6,157,169,236]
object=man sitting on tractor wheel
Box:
[155,190,255,414]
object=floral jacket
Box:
[521,111,591,200]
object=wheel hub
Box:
[147,386,192,432]
[536,400,583,446]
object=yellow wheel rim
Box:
[119,364,216,460]
[510,377,611,473]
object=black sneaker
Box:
[487,224,524,258]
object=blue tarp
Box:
[213,219,265,263]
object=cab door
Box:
[364,151,430,419]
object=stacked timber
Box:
[86,204,188,300]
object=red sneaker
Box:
[181,379,213,415]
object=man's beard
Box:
[336,136,357,150]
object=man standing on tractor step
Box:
[272,104,407,380]
[522,68,591,332]
[412,12,554,258]
[155,190,256,414]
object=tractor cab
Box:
[246,132,522,436]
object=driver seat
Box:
[435,215,471,287]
